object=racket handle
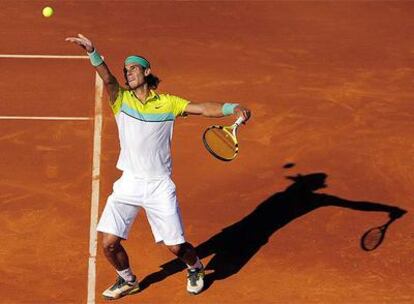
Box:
[234,116,245,126]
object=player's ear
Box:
[144,68,151,76]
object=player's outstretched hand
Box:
[234,105,251,123]
[65,33,94,53]
[389,207,407,219]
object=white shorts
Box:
[96,172,186,245]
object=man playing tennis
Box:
[66,34,251,300]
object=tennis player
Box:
[66,34,251,300]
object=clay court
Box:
[0,1,413,303]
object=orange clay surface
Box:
[0,1,413,303]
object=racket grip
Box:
[234,116,245,126]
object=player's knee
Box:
[102,235,121,253]
[167,244,182,256]
[103,240,120,253]
[168,242,193,257]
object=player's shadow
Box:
[138,172,406,292]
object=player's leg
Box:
[101,233,130,271]
[145,177,205,294]
[96,192,141,299]
[100,233,140,299]
[167,242,198,266]
[167,242,205,295]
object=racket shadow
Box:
[138,171,407,293]
[360,209,406,251]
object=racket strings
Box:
[210,128,235,149]
[204,127,237,160]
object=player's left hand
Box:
[234,105,251,123]
[65,33,95,53]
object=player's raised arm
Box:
[185,102,251,122]
[65,33,119,104]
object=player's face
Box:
[124,63,149,89]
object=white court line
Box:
[0,116,92,121]
[0,54,88,59]
[87,73,104,304]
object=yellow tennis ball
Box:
[42,6,54,18]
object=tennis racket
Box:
[202,117,245,161]
[360,217,396,251]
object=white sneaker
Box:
[102,275,140,300]
[186,267,205,295]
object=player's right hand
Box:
[389,207,407,219]
[65,33,94,53]
[234,105,251,124]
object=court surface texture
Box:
[0,1,413,303]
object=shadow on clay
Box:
[137,167,407,293]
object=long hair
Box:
[145,74,161,90]
[123,68,161,90]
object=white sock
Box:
[116,267,135,282]
[187,257,203,270]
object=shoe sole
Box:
[103,286,140,300]
[187,289,203,295]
